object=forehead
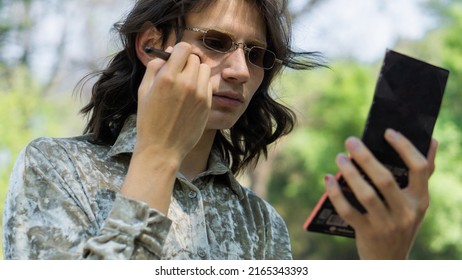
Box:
[185,0,266,42]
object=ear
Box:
[135,24,163,66]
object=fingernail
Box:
[385,128,400,141]
[345,137,361,151]
[336,154,350,166]
[324,174,335,188]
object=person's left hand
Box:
[325,128,438,259]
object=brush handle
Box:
[144,46,171,60]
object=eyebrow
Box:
[202,26,267,48]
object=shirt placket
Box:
[178,177,210,259]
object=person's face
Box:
[172,0,266,130]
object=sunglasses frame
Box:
[183,27,282,70]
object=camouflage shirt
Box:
[2,115,292,260]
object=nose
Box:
[221,46,250,83]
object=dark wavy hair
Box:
[79,0,323,174]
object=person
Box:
[2,0,437,260]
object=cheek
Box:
[248,71,265,96]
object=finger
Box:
[147,45,173,73]
[324,174,366,229]
[384,129,429,195]
[166,42,194,73]
[336,153,389,217]
[182,53,201,80]
[138,46,173,99]
[345,137,405,212]
[426,138,438,176]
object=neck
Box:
[180,129,217,180]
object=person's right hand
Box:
[121,42,212,213]
[135,42,212,164]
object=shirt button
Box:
[197,249,207,258]
[188,191,197,199]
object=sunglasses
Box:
[183,27,282,70]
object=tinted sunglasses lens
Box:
[202,29,276,69]
[249,47,276,69]
[203,30,233,52]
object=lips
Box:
[213,91,244,102]
[212,91,245,107]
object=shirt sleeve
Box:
[265,206,293,260]
[83,194,172,260]
[2,140,172,259]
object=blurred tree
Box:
[0,0,70,96]
[404,0,462,259]
[369,0,462,260]
[242,0,328,198]
[0,65,83,259]
[289,0,322,20]
[270,61,377,259]
[271,0,462,259]
[1,0,461,261]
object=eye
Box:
[203,30,233,52]
[204,36,228,51]
[248,48,265,65]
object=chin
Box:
[206,119,240,131]
[206,122,236,131]
[207,112,242,130]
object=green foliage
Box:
[269,1,462,259]
[410,2,462,258]
[0,65,83,259]
[440,2,462,131]
[270,62,377,259]
[0,0,461,262]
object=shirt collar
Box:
[199,149,245,200]
[107,114,245,200]
[107,114,137,157]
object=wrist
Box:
[120,146,181,214]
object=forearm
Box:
[3,142,173,260]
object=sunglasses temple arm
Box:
[274,58,283,65]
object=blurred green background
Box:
[1,0,461,259]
